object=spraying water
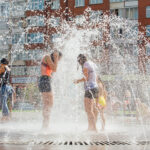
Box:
[0,6,150,146]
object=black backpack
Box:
[0,67,10,85]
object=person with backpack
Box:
[0,58,14,121]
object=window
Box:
[146,45,150,56]
[12,49,43,61]
[0,39,8,47]
[146,6,150,18]
[27,16,44,27]
[12,2,25,17]
[51,0,60,10]
[125,7,138,20]
[146,25,150,37]
[132,45,138,56]
[110,25,121,39]
[110,0,124,2]
[118,9,124,17]
[0,3,9,17]
[0,51,8,60]
[89,10,103,23]
[125,0,138,1]
[51,34,60,43]
[146,62,150,74]
[12,33,24,44]
[75,15,86,25]
[18,20,27,28]
[28,0,44,10]
[11,66,40,76]
[132,25,138,37]
[27,33,44,44]
[49,17,60,27]
[90,0,103,4]
[90,46,103,59]
[28,66,41,76]
[27,49,43,60]
[0,21,9,30]
[111,9,124,17]
[125,64,138,74]
[75,0,85,7]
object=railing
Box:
[125,0,138,1]
[110,0,138,2]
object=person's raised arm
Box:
[45,52,59,72]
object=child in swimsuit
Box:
[97,77,107,130]
[99,96,106,108]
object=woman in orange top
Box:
[38,50,62,129]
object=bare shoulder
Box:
[5,66,11,72]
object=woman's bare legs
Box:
[42,92,53,129]
[93,98,98,124]
[100,108,105,130]
[84,98,97,131]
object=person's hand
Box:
[74,80,79,84]
[53,51,59,61]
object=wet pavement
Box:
[0,129,150,150]
[0,112,150,150]
[0,144,150,150]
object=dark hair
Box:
[58,51,62,57]
[97,76,102,82]
[97,76,103,85]
[51,51,62,62]
[77,54,87,66]
[1,58,9,65]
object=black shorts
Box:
[38,76,52,93]
[85,88,99,99]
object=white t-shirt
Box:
[83,61,98,91]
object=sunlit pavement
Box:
[0,111,150,150]
[0,144,150,150]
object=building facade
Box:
[0,0,149,98]
[139,0,150,73]
[11,0,110,92]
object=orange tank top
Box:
[41,58,53,77]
